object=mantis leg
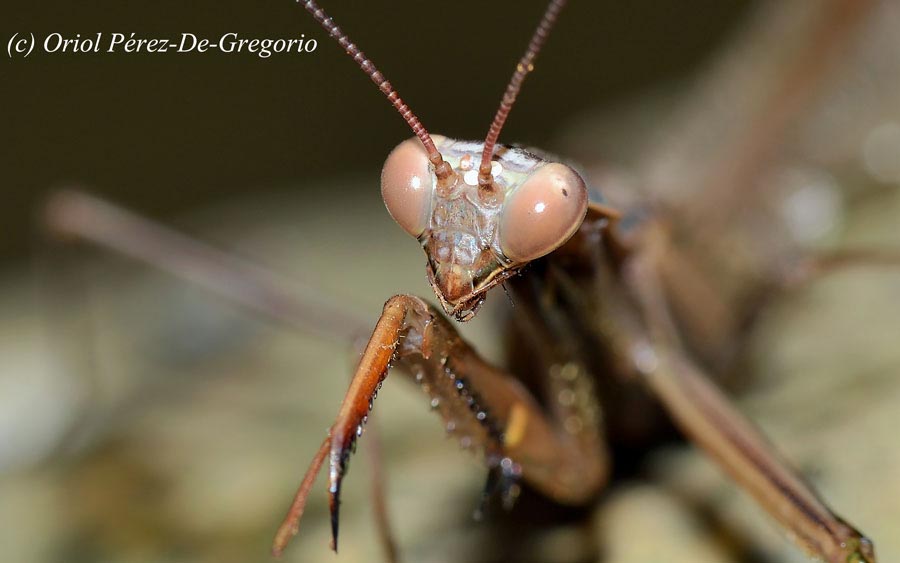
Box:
[623,250,876,563]
[781,248,900,289]
[272,294,609,554]
[364,411,399,563]
[270,417,398,561]
[42,190,400,560]
[42,189,370,341]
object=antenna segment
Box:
[300,0,452,181]
[478,0,568,190]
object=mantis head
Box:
[381,136,587,321]
[300,0,572,321]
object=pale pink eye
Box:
[380,138,434,238]
[499,163,588,263]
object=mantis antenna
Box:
[300,0,453,183]
[478,0,568,193]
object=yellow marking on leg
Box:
[504,403,529,448]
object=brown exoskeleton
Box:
[45,0,892,561]
[264,1,876,561]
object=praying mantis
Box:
[43,0,900,561]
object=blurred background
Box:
[2,1,900,562]
[2,0,752,261]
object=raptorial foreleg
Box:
[272,294,609,554]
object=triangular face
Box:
[382,136,589,321]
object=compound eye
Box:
[499,163,588,263]
[381,138,435,238]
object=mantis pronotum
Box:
[44,0,894,561]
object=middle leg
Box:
[622,246,876,563]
